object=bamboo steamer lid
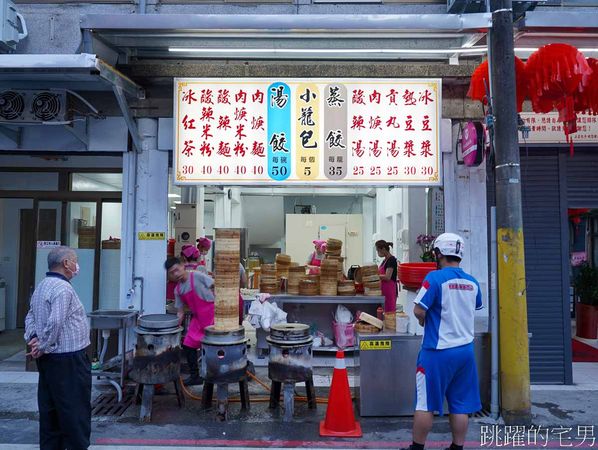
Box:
[326,238,342,248]
[289,265,307,273]
[358,312,384,329]
[275,253,292,264]
[365,288,383,296]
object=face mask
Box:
[67,260,80,277]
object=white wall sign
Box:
[519,112,598,144]
[174,78,442,186]
[36,241,61,249]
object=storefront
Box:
[486,112,598,384]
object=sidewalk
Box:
[0,363,596,449]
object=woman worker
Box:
[307,240,327,275]
[181,244,201,271]
[376,240,399,313]
[197,237,211,267]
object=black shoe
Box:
[183,375,204,386]
[400,447,424,450]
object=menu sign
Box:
[174,78,441,186]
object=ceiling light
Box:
[168,47,488,55]
[168,194,181,198]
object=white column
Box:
[120,118,169,315]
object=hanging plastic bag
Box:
[334,304,353,324]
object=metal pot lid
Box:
[269,323,310,340]
[266,335,313,346]
[201,325,248,345]
[134,325,183,335]
[138,313,180,330]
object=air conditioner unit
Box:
[0,89,71,124]
[0,0,28,52]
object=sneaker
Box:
[183,375,204,386]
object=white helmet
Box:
[433,233,465,260]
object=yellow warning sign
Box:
[138,232,166,241]
[359,340,391,351]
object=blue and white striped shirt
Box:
[24,273,90,354]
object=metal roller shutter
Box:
[520,149,567,383]
[567,150,598,208]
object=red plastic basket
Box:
[397,263,437,290]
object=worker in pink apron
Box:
[376,240,399,312]
[307,240,327,275]
[181,244,202,271]
[165,257,215,386]
[197,236,212,268]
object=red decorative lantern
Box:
[575,58,598,116]
[525,44,593,143]
[467,58,528,112]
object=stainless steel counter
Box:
[356,331,490,416]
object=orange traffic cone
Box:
[319,350,362,438]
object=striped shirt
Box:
[24,273,90,354]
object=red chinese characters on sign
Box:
[421,140,433,157]
[235,90,247,104]
[352,89,366,105]
[182,140,195,157]
[200,141,212,157]
[422,115,432,131]
[386,116,400,129]
[403,89,416,106]
[218,89,231,105]
[369,90,381,105]
[182,89,197,105]
[182,115,196,130]
[252,142,266,158]
[405,115,415,131]
[217,116,231,130]
[419,89,434,105]
[218,142,232,157]
[200,89,214,104]
[404,140,415,158]
[369,140,382,158]
[369,116,382,130]
[386,89,399,106]
[387,140,399,158]
[252,90,265,104]
[252,116,265,130]
[353,140,365,158]
[234,142,246,157]
[202,124,213,139]
[351,115,365,130]
[201,107,214,122]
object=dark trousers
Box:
[36,350,91,450]
[183,344,199,377]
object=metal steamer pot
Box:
[129,314,183,385]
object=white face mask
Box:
[67,260,80,278]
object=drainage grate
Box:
[92,392,134,417]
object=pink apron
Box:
[379,260,397,312]
[176,274,215,349]
[308,252,322,275]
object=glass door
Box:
[98,201,122,310]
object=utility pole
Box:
[489,0,532,425]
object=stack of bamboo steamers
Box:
[288,265,307,295]
[319,259,339,296]
[259,264,279,294]
[361,264,382,296]
[214,228,241,330]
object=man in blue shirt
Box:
[402,233,483,450]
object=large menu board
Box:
[174,78,441,186]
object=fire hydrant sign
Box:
[174,78,441,186]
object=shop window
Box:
[99,202,122,310]
[0,172,58,191]
[71,173,122,192]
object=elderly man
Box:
[25,246,91,450]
